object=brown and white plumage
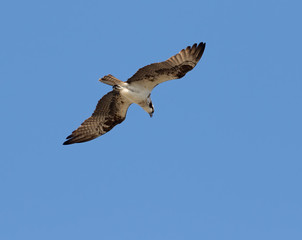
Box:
[63,91,131,145]
[63,42,206,145]
[127,42,205,91]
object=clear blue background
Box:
[1,0,301,239]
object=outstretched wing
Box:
[127,42,206,91]
[63,90,132,145]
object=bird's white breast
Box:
[120,83,150,104]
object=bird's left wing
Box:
[63,90,132,145]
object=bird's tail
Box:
[99,74,125,87]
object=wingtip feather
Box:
[63,140,73,145]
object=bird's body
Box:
[119,83,151,107]
[63,42,206,145]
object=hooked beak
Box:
[149,112,153,118]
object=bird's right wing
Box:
[126,42,206,91]
[63,90,132,145]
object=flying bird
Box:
[63,42,206,145]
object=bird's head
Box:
[148,101,154,117]
[144,98,154,118]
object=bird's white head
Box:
[144,98,154,118]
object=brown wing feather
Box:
[126,42,206,90]
[63,90,132,145]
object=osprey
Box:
[63,42,206,145]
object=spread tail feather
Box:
[99,74,125,86]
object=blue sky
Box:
[1,0,301,239]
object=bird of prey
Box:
[63,42,206,145]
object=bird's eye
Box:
[149,102,153,108]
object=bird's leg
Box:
[113,85,122,90]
